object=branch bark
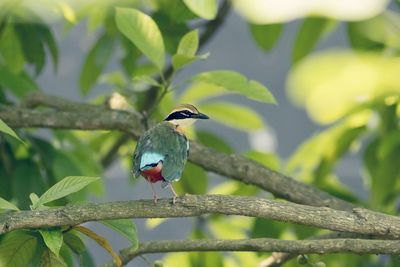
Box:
[1,195,399,238]
[102,238,400,267]
[0,92,354,211]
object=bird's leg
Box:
[169,184,178,204]
[147,181,158,203]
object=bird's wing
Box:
[161,129,188,183]
[132,123,188,182]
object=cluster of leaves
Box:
[0,176,138,267]
[1,0,399,267]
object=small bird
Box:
[132,104,209,203]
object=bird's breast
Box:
[140,162,164,183]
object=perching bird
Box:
[132,104,209,203]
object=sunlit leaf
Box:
[177,29,199,56]
[39,229,63,257]
[0,231,37,267]
[348,11,400,52]
[172,53,209,70]
[39,249,67,267]
[183,0,217,19]
[116,7,165,70]
[249,23,283,52]
[101,219,138,248]
[292,17,337,63]
[80,34,115,95]
[0,197,19,211]
[193,70,276,104]
[0,119,24,143]
[180,82,227,103]
[287,51,400,124]
[199,102,264,130]
[233,0,389,24]
[34,176,100,208]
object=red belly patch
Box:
[141,162,164,183]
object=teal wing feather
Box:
[132,122,188,182]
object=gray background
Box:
[37,9,365,267]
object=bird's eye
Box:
[180,111,191,117]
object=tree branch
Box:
[101,238,400,267]
[1,195,399,238]
[0,92,354,211]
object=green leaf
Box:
[79,34,115,95]
[39,249,67,267]
[115,7,165,70]
[63,231,86,254]
[101,219,138,248]
[178,162,208,194]
[249,23,283,52]
[197,131,234,154]
[183,0,217,19]
[292,17,337,63]
[0,25,25,73]
[0,197,19,211]
[199,102,264,130]
[39,229,63,257]
[0,68,38,97]
[193,70,276,104]
[34,176,100,208]
[0,119,23,143]
[171,53,209,70]
[29,193,40,210]
[177,30,199,56]
[0,231,37,267]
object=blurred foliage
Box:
[0,0,399,267]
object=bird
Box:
[132,104,209,203]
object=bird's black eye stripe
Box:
[164,110,196,121]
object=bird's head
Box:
[164,104,209,129]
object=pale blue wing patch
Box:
[140,152,164,169]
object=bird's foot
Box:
[172,195,177,204]
[153,195,158,204]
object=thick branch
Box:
[1,195,399,238]
[103,238,400,266]
[0,94,353,211]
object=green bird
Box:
[132,104,209,203]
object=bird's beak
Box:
[194,113,209,119]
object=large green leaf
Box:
[101,219,138,249]
[249,23,283,52]
[199,102,264,130]
[39,249,67,267]
[0,231,37,267]
[0,119,23,143]
[183,0,217,19]
[39,229,63,257]
[0,197,19,211]
[79,34,115,95]
[115,8,165,70]
[292,17,337,63]
[34,176,100,208]
[193,70,276,104]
